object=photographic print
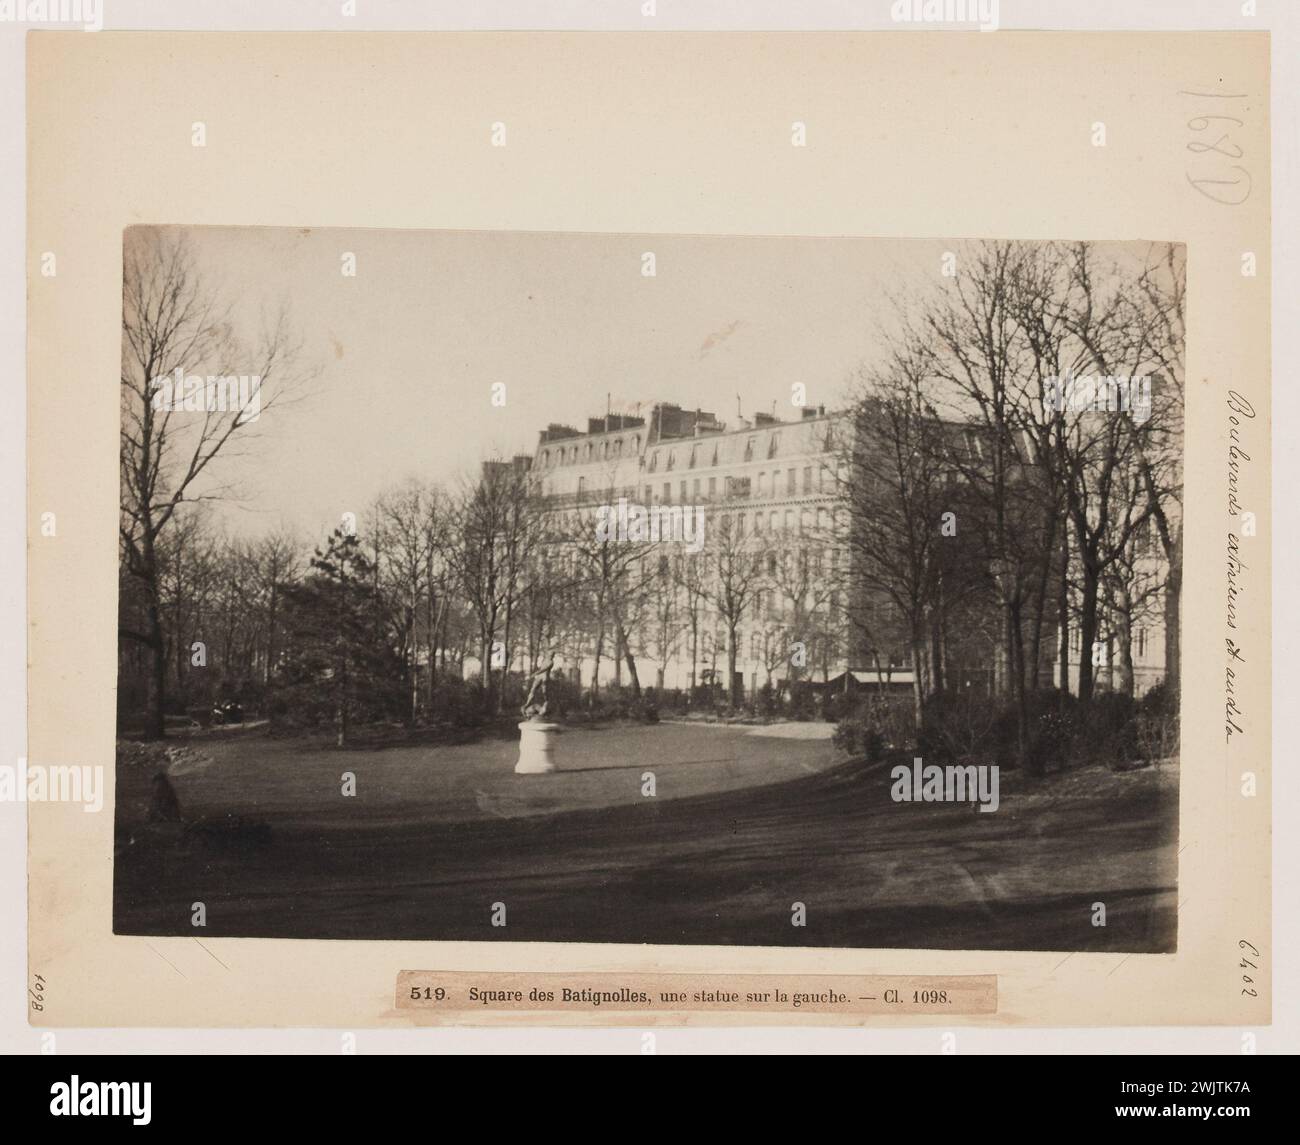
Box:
[113,227,1184,952]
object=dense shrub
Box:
[1136,680,1179,762]
[916,682,1174,772]
[408,675,484,728]
[690,683,723,710]
[657,688,689,713]
[788,681,816,721]
[820,690,845,722]
[833,693,913,761]
[832,714,884,761]
[631,693,660,723]
[1139,679,1179,718]
[920,690,1001,765]
[1073,692,1138,767]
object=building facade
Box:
[519,400,1174,705]
[530,402,850,695]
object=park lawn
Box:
[115,721,840,831]
[113,724,1177,952]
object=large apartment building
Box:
[519,400,1173,703]
[529,402,850,694]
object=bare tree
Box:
[1055,241,1179,705]
[697,512,765,706]
[119,227,311,738]
[839,349,962,734]
[447,460,538,712]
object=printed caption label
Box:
[397,971,996,1015]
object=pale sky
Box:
[165,228,1162,543]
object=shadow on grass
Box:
[114,748,1176,952]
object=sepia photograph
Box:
[112,227,1184,952]
[13,3,1283,1075]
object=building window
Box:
[767,433,780,459]
[787,469,796,495]
[663,482,671,503]
[689,446,698,469]
[803,466,812,492]
[708,477,717,499]
[648,451,658,473]
[693,478,701,499]
[1136,628,1148,658]
[577,476,586,498]
[666,450,676,471]
[680,480,687,502]
[744,438,755,462]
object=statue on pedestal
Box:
[516,654,560,774]
[521,654,555,721]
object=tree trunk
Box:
[1076,554,1102,707]
[591,622,605,700]
[1029,512,1057,691]
[140,530,167,740]
[498,588,517,716]
[265,581,278,688]
[479,628,493,711]
[1116,595,1135,698]
[910,639,925,735]
[620,625,641,698]
[336,641,349,749]
[1008,599,1036,774]
[1057,524,1070,703]
[1164,549,1181,695]
[727,625,741,706]
[144,601,167,740]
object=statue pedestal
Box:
[515,721,560,774]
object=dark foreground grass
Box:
[113,726,1177,952]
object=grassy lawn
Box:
[113,723,1177,952]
